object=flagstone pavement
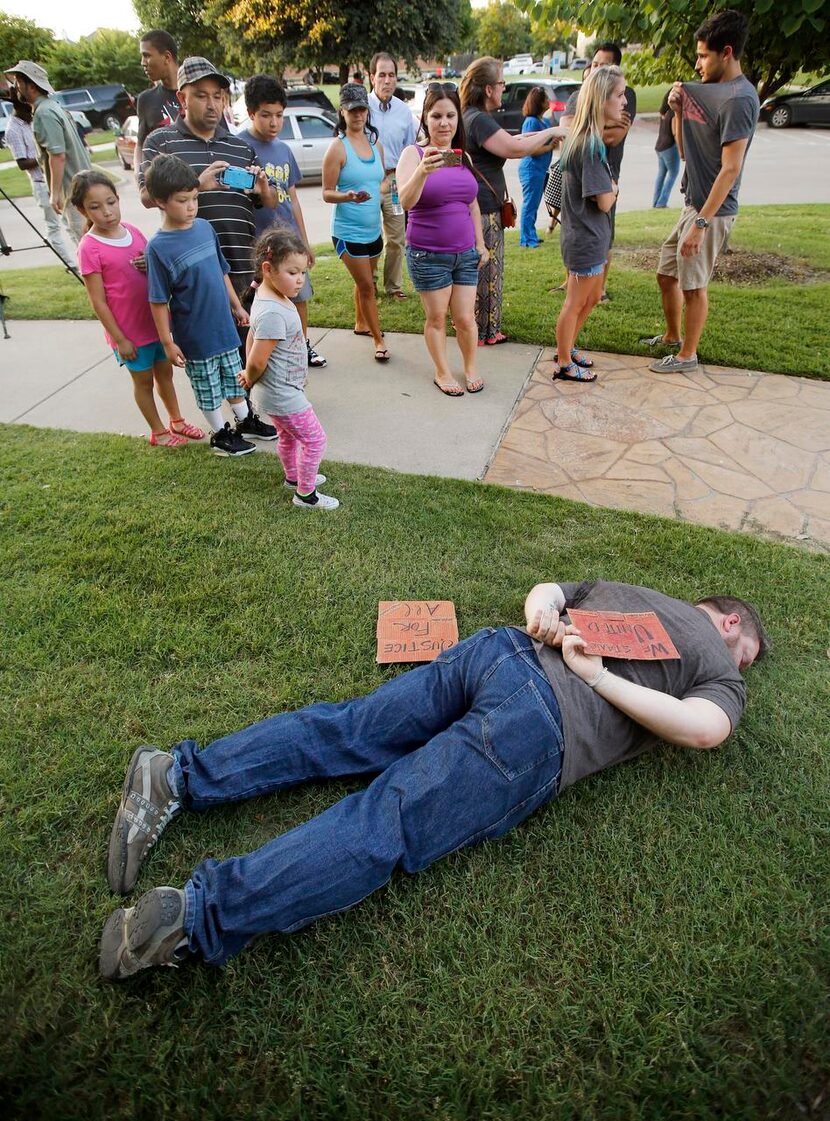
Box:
[484,350,830,552]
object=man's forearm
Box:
[48,152,65,192]
[591,672,731,749]
[698,164,741,221]
[524,583,566,623]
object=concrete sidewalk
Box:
[2,320,539,481]
[3,320,828,550]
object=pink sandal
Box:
[149,429,188,448]
[168,418,206,440]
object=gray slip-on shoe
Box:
[649,353,700,373]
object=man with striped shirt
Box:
[140,57,278,441]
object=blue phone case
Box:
[220,166,256,190]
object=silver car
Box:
[233,106,337,181]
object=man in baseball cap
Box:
[176,56,230,91]
[6,60,90,244]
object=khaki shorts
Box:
[657,205,735,290]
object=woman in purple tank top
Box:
[396,85,489,396]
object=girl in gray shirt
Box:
[238,229,339,510]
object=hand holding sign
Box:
[566,610,680,660]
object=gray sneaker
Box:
[99,887,187,981]
[649,353,699,374]
[107,746,181,895]
[640,334,681,351]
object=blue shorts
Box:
[570,260,606,278]
[405,246,480,291]
[112,340,166,372]
[184,348,243,410]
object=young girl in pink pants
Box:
[239,228,339,510]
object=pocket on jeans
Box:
[481,679,562,781]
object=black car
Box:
[304,69,340,85]
[760,78,830,128]
[490,79,581,133]
[285,85,336,113]
[54,84,134,130]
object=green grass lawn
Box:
[2,205,827,378]
[0,425,828,1119]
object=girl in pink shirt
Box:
[71,170,204,447]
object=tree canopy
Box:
[47,30,146,92]
[473,2,531,60]
[521,0,829,97]
[0,13,55,69]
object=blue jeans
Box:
[405,246,481,291]
[653,145,680,208]
[518,166,547,247]
[173,627,564,965]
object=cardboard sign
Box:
[567,609,680,661]
[377,601,459,664]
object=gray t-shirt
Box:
[559,144,613,272]
[564,86,636,181]
[679,77,759,215]
[249,295,310,417]
[531,581,747,791]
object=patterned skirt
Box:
[475,213,505,342]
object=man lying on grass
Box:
[99,580,769,981]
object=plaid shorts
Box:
[184,348,243,410]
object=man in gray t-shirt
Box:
[645,10,760,376]
[99,577,768,980]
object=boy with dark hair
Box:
[136,30,180,171]
[239,74,326,368]
[144,154,257,457]
[645,9,758,373]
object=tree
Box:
[47,30,147,92]
[519,0,830,98]
[204,0,471,82]
[529,15,576,61]
[132,0,230,68]
[0,12,55,69]
[473,2,532,60]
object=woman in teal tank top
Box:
[322,84,389,362]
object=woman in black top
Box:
[459,58,563,345]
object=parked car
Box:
[304,69,340,85]
[231,84,335,127]
[569,58,590,71]
[230,105,337,180]
[760,78,830,128]
[504,55,541,76]
[54,84,135,131]
[490,79,581,133]
[114,115,138,169]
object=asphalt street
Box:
[2,118,829,270]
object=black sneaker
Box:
[99,887,188,981]
[210,422,256,457]
[307,340,327,368]
[237,408,277,441]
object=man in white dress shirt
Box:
[365,51,417,306]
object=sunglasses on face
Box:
[427,82,458,93]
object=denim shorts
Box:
[570,260,606,278]
[406,246,481,291]
[112,339,166,372]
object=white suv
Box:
[503,55,542,76]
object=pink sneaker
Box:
[149,429,188,448]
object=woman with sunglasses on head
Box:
[322,83,389,362]
[396,84,488,396]
[459,58,565,346]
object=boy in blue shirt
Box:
[238,75,326,369]
[145,154,256,456]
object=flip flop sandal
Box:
[465,378,485,393]
[433,379,464,396]
[375,349,391,362]
[554,349,594,368]
[553,362,597,383]
[354,330,384,337]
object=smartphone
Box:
[219,166,257,190]
[441,149,463,167]
[354,190,371,202]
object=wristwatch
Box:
[694,215,710,229]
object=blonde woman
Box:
[460,58,564,346]
[553,66,625,382]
